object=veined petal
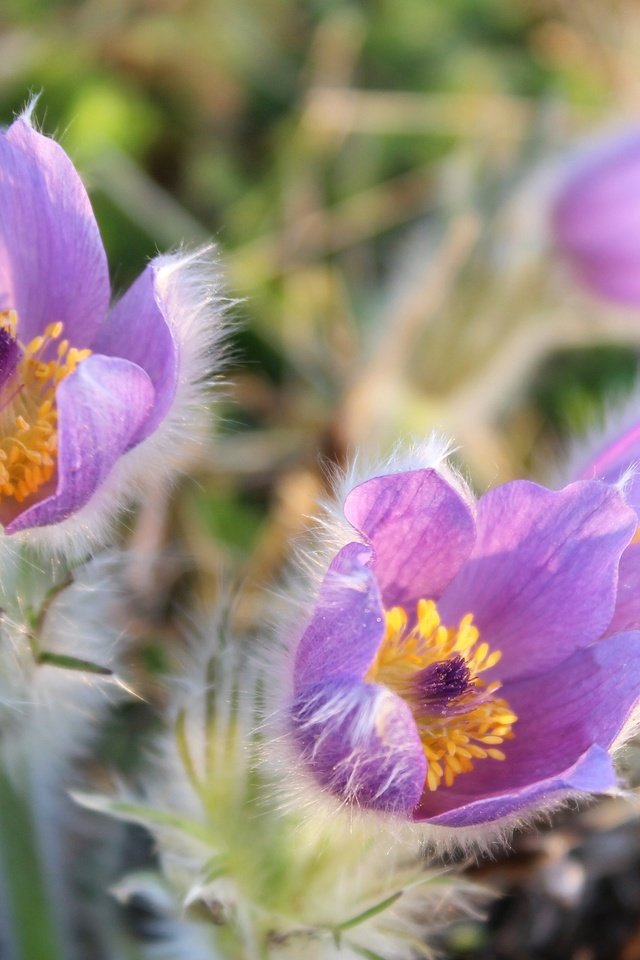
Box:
[93,263,178,443]
[291,676,426,815]
[344,469,476,610]
[414,631,640,823]
[293,542,384,690]
[417,746,616,827]
[6,355,154,532]
[0,119,109,346]
[438,480,636,680]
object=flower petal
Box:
[572,417,640,516]
[607,542,640,634]
[0,119,109,346]
[293,543,384,690]
[92,263,178,443]
[415,631,640,824]
[438,480,636,680]
[569,255,640,305]
[344,469,476,610]
[6,354,154,532]
[416,746,616,827]
[291,676,426,815]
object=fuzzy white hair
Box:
[316,433,473,566]
[0,548,130,781]
[77,610,485,960]
[0,547,134,958]
[553,381,640,501]
[264,706,622,864]
[290,681,424,809]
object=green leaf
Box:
[349,946,390,960]
[176,709,203,794]
[0,773,66,960]
[333,891,403,932]
[72,793,214,847]
[37,651,114,675]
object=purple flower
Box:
[0,113,226,547]
[568,404,640,642]
[553,129,640,306]
[290,464,640,828]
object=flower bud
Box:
[553,129,640,305]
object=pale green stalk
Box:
[0,771,66,960]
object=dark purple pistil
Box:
[0,327,20,393]
[413,655,472,711]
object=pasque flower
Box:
[553,129,640,306]
[289,458,640,829]
[0,111,227,546]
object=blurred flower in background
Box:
[553,129,640,306]
[564,397,640,664]
[0,114,229,553]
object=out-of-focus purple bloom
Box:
[0,114,226,545]
[571,404,640,517]
[553,130,640,306]
[290,466,640,828]
[569,405,640,641]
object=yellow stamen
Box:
[366,599,517,792]
[0,309,91,505]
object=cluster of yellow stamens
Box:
[366,599,517,792]
[0,309,91,504]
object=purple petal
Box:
[416,746,615,827]
[572,420,640,516]
[415,631,640,824]
[553,130,640,306]
[569,256,640,305]
[92,264,178,443]
[293,543,384,690]
[608,543,640,635]
[6,354,154,532]
[554,132,640,258]
[344,469,476,610]
[0,120,109,347]
[291,676,426,815]
[439,480,636,681]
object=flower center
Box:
[0,309,91,506]
[366,599,517,792]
